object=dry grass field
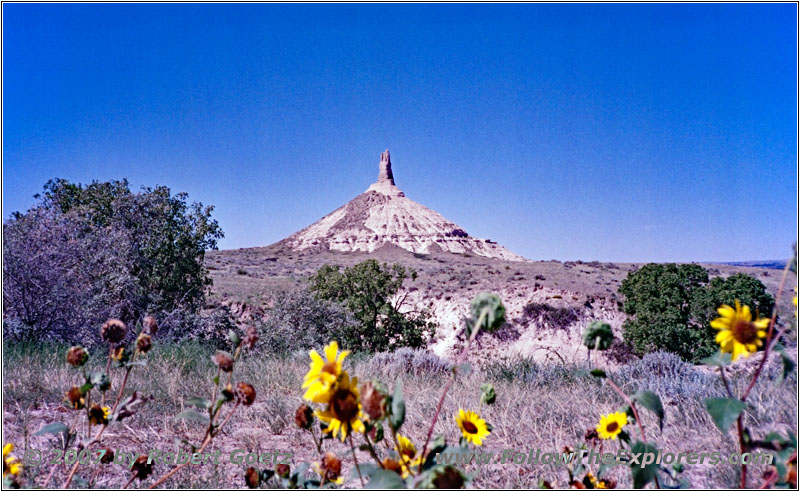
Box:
[3,339,795,488]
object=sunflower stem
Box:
[349,432,365,487]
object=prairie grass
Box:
[2,342,795,488]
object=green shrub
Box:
[619,264,773,363]
[309,259,436,352]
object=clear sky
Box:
[3,3,797,262]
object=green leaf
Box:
[470,292,506,333]
[589,369,607,378]
[705,397,746,433]
[630,441,659,489]
[390,380,405,432]
[79,382,94,393]
[479,383,496,405]
[700,351,732,367]
[632,391,665,432]
[365,469,405,489]
[228,329,241,347]
[185,397,212,409]
[175,409,210,423]
[35,422,69,436]
[773,345,796,381]
[454,362,472,376]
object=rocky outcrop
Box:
[278,150,526,261]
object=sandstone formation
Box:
[277,150,526,261]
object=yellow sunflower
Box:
[303,341,350,403]
[3,444,22,477]
[454,409,491,446]
[596,412,627,440]
[395,434,423,477]
[711,300,769,361]
[88,405,110,426]
[315,372,365,441]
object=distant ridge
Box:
[275,150,526,261]
[710,260,788,270]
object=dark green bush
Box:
[309,259,436,352]
[619,263,773,363]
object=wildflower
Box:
[88,404,110,426]
[275,463,290,479]
[314,452,343,484]
[315,372,365,441]
[101,319,127,344]
[242,325,259,350]
[586,472,613,489]
[596,412,627,440]
[136,333,152,353]
[111,345,126,362]
[3,444,22,477]
[66,386,85,409]
[131,455,153,481]
[244,466,260,488]
[222,383,234,401]
[395,434,422,477]
[711,300,769,361]
[382,457,403,475]
[66,346,88,367]
[454,409,491,446]
[142,315,158,336]
[295,404,314,430]
[236,382,256,406]
[212,351,234,372]
[302,341,349,403]
[360,381,386,420]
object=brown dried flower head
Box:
[100,448,114,464]
[360,381,386,420]
[101,319,127,344]
[88,404,109,426]
[276,463,290,479]
[142,315,158,336]
[244,466,260,488]
[131,455,153,480]
[212,351,234,372]
[295,404,313,430]
[66,386,85,409]
[236,382,256,406]
[242,325,259,350]
[320,452,342,482]
[136,333,152,353]
[66,346,89,367]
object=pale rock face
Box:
[279,150,526,261]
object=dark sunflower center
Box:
[402,448,415,459]
[462,421,479,434]
[732,320,757,344]
[322,361,338,375]
[606,422,619,433]
[331,389,359,422]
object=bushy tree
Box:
[3,178,223,342]
[309,259,436,352]
[619,263,773,363]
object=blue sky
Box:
[3,3,797,262]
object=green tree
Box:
[309,260,436,352]
[619,264,773,363]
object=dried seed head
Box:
[66,387,85,409]
[320,452,342,482]
[100,448,114,464]
[212,351,234,372]
[244,466,260,488]
[236,382,256,406]
[142,315,158,336]
[131,455,153,480]
[136,333,152,353]
[431,465,466,489]
[101,319,127,344]
[360,381,386,420]
[276,463,290,479]
[295,404,313,430]
[66,346,89,367]
[242,325,259,350]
